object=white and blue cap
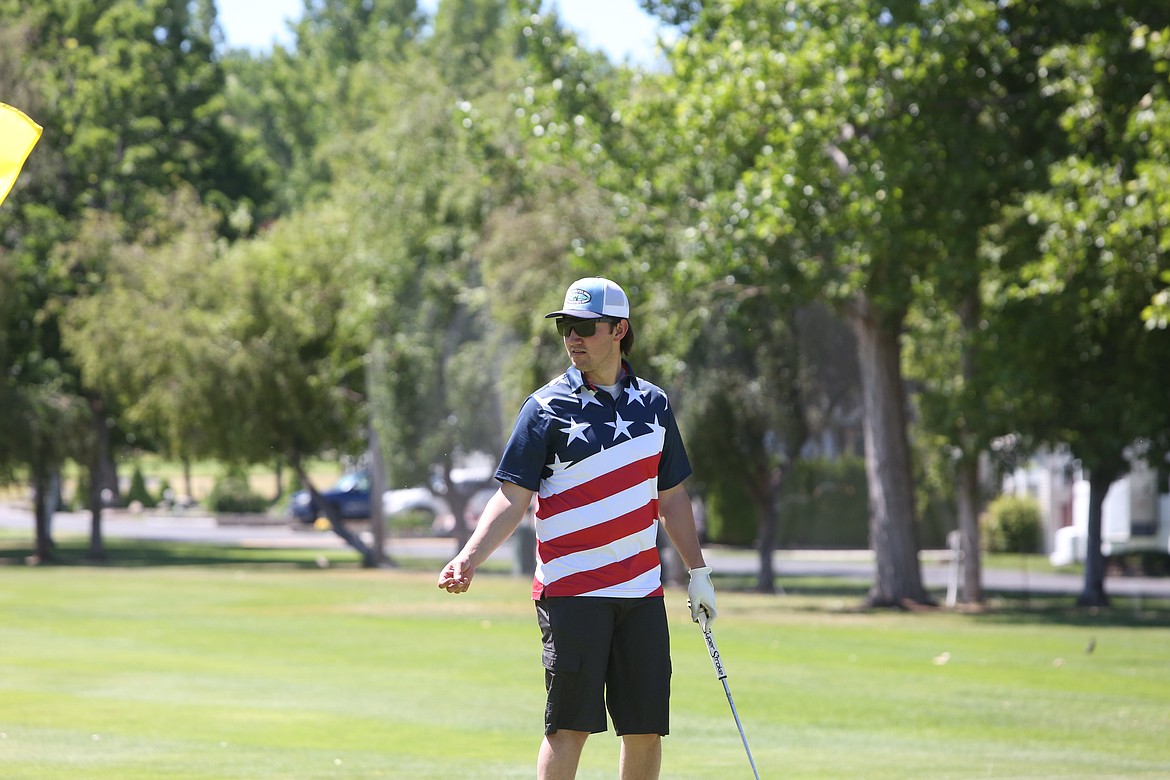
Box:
[544,277,631,320]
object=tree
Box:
[684,293,809,593]
[344,2,519,548]
[60,190,232,559]
[0,0,267,560]
[495,5,850,594]
[984,9,1170,606]
[207,204,381,561]
[220,0,424,214]
[642,0,1031,606]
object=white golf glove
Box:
[687,566,717,625]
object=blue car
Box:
[289,472,371,524]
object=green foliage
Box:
[981,495,1043,554]
[702,479,756,546]
[205,467,268,514]
[7,0,1170,600]
[779,457,870,549]
[703,457,871,548]
[71,469,91,512]
[125,464,155,509]
[0,0,269,557]
[391,508,438,537]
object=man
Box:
[438,277,717,780]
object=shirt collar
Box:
[566,360,640,394]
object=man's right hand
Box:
[438,558,474,593]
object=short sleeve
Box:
[656,404,692,491]
[495,396,551,492]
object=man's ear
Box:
[613,318,629,340]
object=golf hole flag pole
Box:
[698,612,762,780]
[0,102,43,207]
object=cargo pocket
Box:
[543,646,581,675]
[542,648,581,734]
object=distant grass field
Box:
[0,456,345,510]
[1,541,1168,779]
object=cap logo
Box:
[567,289,592,305]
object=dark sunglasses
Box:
[555,317,618,338]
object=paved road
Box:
[4,502,1170,598]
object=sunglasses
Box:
[555,317,618,338]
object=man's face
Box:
[557,317,623,378]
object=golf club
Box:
[698,612,761,780]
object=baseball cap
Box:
[544,277,631,320]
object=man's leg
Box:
[619,734,662,780]
[538,729,590,780]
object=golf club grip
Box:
[702,627,728,681]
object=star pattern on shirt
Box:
[607,412,635,442]
[534,393,556,413]
[560,417,591,445]
[548,453,573,475]
[576,388,603,408]
[646,414,666,438]
[624,384,649,406]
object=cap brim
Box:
[544,310,606,319]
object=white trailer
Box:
[1050,461,1170,568]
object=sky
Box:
[217,0,668,65]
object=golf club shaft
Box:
[700,618,761,780]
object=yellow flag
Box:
[0,102,43,207]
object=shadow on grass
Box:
[6,539,1169,626]
[0,537,457,576]
[0,538,366,570]
[713,572,1170,627]
[967,591,1170,628]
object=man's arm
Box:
[659,482,705,570]
[437,480,534,593]
[659,482,717,623]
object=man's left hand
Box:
[687,566,717,624]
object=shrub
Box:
[778,456,870,548]
[702,456,872,548]
[207,469,269,514]
[72,471,91,511]
[704,483,757,546]
[981,495,1042,554]
[126,465,156,508]
[392,508,437,537]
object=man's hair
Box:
[619,319,635,356]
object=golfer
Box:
[438,277,717,780]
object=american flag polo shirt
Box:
[496,361,692,600]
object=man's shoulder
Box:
[626,371,672,407]
[531,370,575,398]
[521,372,579,413]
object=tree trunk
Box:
[99,434,119,507]
[955,285,983,604]
[955,455,982,604]
[848,296,930,607]
[87,399,108,562]
[753,462,793,595]
[1077,469,1113,607]
[366,419,392,567]
[31,466,53,563]
[448,479,474,553]
[756,494,778,594]
[292,459,378,567]
[272,460,284,502]
[182,458,193,503]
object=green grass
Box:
[1,455,344,509]
[1,544,1169,779]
